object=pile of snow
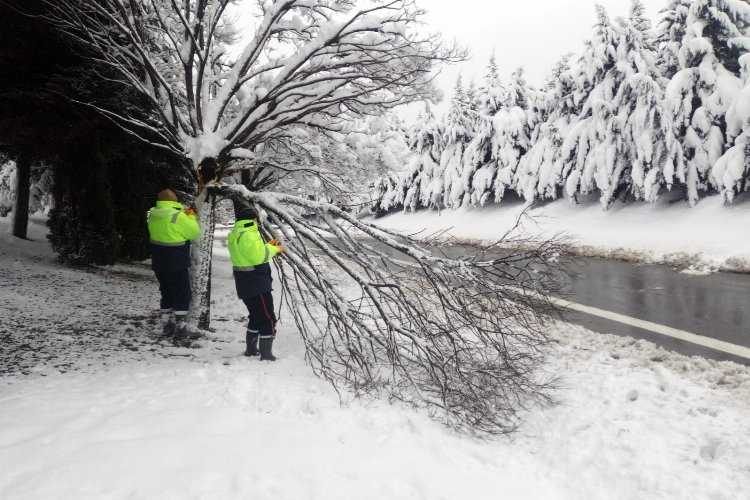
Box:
[1,218,749,499]
[374,196,750,272]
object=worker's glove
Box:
[269,239,285,253]
[184,207,197,217]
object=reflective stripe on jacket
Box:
[147,200,200,244]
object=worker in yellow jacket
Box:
[227,206,283,360]
[146,188,201,342]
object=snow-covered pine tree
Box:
[465,79,481,114]
[513,76,550,203]
[409,103,445,210]
[611,0,681,203]
[712,49,750,202]
[516,54,577,202]
[391,109,428,212]
[343,114,413,210]
[372,174,397,212]
[370,103,442,213]
[371,177,395,213]
[560,2,678,208]
[657,0,693,79]
[665,0,750,205]
[465,55,506,206]
[441,76,478,208]
[492,67,533,202]
[561,5,621,204]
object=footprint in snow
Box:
[699,439,722,461]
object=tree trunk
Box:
[12,151,31,239]
[189,190,217,330]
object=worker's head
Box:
[157,188,178,202]
[234,204,258,221]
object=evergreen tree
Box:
[656,0,693,79]
[712,51,750,202]
[665,0,750,205]
[610,0,680,204]
[407,104,443,210]
[482,53,506,113]
[517,54,577,201]
[465,56,506,206]
[372,174,399,213]
[441,76,477,208]
[369,0,750,211]
[492,67,533,202]
[559,2,681,208]
[561,5,621,204]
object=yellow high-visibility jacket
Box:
[228,218,280,269]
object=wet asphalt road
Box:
[560,257,749,364]
[433,243,750,364]
[344,237,750,364]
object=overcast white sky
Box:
[420,0,666,109]
[232,0,667,114]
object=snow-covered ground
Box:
[374,195,750,272]
[1,217,749,499]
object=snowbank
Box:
[2,325,748,499]
[374,196,750,272]
[1,218,749,499]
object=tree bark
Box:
[12,151,31,239]
[189,190,217,330]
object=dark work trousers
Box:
[154,269,191,312]
[242,291,277,338]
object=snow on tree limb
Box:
[219,184,563,434]
[44,0,464,168]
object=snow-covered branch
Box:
[45,0,463,170]
[219,184,563,434]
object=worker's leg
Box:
[241,296,260,356]
[154,269,175,336]
[242,292,276,360]
[170,269,193,342]
[256,291,277,361]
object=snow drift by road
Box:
[374,196,750,272]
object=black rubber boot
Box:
[259,337,276,361]
[174,317,203,340]
[244,332,259,357]
[172,321,200,347]
[172,325,191,347]
[182,325,203,340]
[162,318,176,337]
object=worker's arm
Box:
[176,210,201,241]
[265,242,282,259]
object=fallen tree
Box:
[219,184,564,434]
